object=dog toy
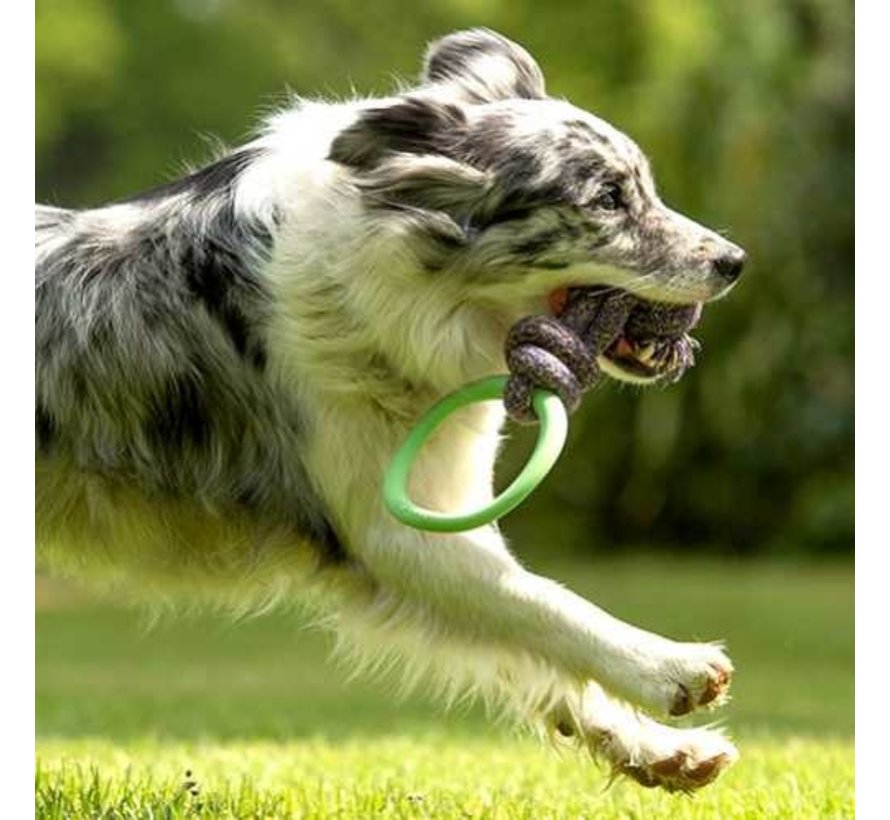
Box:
[384,288,702,532]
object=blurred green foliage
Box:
[36,0,853,556]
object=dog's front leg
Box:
[304,397,730,718]
[356,522,732,719]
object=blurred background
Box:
[36,4,854,809]
[36,0,853,559]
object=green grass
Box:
[36,555,854,818]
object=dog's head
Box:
[327,29,745,385]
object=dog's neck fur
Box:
[240,100,513,401]
[215,106,506,539]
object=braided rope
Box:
[503,288,702,423]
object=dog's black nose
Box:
[712,249,746,283]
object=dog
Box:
[36,29,746,792]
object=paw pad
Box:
[698,664,732,707]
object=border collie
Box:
[36,29,745,791]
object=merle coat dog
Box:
[36,29,745,791]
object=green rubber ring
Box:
[383,374,569,532]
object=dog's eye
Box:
[591,183,624,212]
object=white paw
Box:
[612,640,734,717]
[663,642,734,716]
[607,725,738,792]
[550,682,738,793]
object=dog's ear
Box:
[354,154,499,227]
[329,98,499,235]
[422,29,546,103]
[329,97,466,170]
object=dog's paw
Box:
[551,682,737,794]
[664,643,734,717]
[616,640,734,718]
[610,728,738,793]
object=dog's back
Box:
[36,173,347,604]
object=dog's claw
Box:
[669,684,694,717]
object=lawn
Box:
[36,555,854,818]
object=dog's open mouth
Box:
[603,330,700,380]
[548,286,703,382]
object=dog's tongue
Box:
[547,287,570,317]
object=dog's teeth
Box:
[637,343,656,362]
